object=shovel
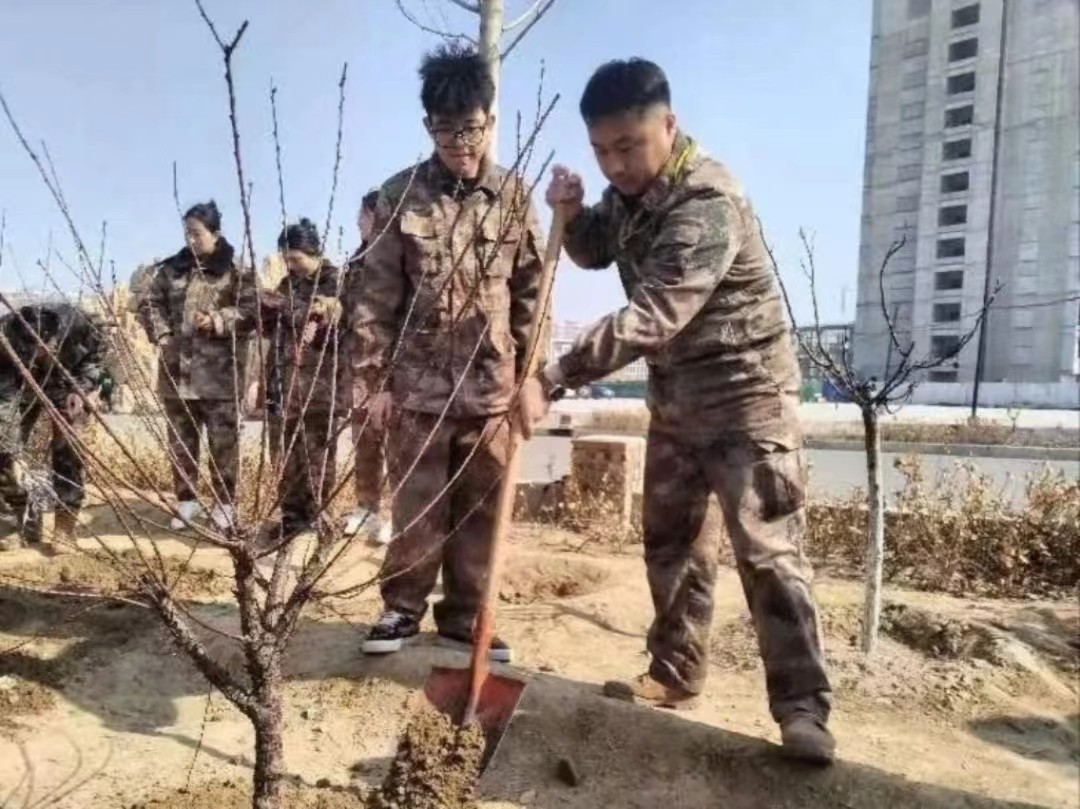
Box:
[423,210,567,768]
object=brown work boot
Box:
[780,712,836,765]
[602,673,699,710]
[49,510,79,556]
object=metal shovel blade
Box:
[423,665,526,769]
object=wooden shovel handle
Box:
[463,210,566,725]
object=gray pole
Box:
[971,0,1009,418]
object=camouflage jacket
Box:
[259,262,350,417]
[556,133,802,447]
[348,156,546,418]
[0,302,105,406]
[139,239,257,401]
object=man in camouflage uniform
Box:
[0,302,104,553]
[519,59,834,763]
[140,201,256,532]
[353,44,544,660]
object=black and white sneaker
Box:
[437,628,513,664]
[362,610,420,655]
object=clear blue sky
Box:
[0,0,871,325]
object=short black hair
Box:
[360,189,380,213]
[579,59,671,123]
[419,43,495,118]
[183,200,222,233]
[277,218,322,256]
[13,306,60,341]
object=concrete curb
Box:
[802,439,1079,462]
[531,428,1078,462]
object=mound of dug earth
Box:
[371,704,486,809]
[498,556,609,604]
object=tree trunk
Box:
[251,661,285,809]
[479,0,503,160]
[860,405,885,655]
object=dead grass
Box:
[806,456,1080,598]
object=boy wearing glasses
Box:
[351,44,545,661]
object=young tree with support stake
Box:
[769,230,1001,656]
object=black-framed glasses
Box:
[429,121,488,148]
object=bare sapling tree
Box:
[0,1,559,804]
[766,228,1001,655]
[395,0,559,158]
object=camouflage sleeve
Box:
[555,192,741,388]
[347,193,406,374]
[562,189,617,270]
[210,269,260,338]
[509,193,547,377]
[71,316,106,394]
[140,264,173,344]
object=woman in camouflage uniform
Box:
[257,219,348,544]
[140,201,256,532]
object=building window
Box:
[937,237,966,258]
[943,138,973,160]
[897,164,922,182]
[908,0,932,18]
[947,72,977,95]
[1013,345,1033,365]
[931,334,962,359]
[904,37,930,58]
[952,4,980,28]
[1013,309,1035,329]
[938,204,968,226]
[935,270,965,291]
[933,302,962,323]
[903,67,928,89]
[896,195,920,213]
[941,171,970,193]
[901,101,925,120]
[945,105,974,127]
[929,370,959,382]
[949,38,979,62]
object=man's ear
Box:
[664,110,678,137]
[423,115,432,133]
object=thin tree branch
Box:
[502,0,557,58]
[395,0,476,43]
[448,0,481,13]
[321,63,348,247]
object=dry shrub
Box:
[807,455,1080,597]
[532,474,642,550]
[586,409,651,434]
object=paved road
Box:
[103,414,1075,506]
[520,435,1078,505]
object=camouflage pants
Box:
[643,426,831,722]
[381,410,511,635]
[0,396,85,513]
[279,411,339,527]
[351,405,385,511]
[163,397,239,504]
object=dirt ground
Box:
[0,510,1077,809]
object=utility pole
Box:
[971,0,1009,419]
